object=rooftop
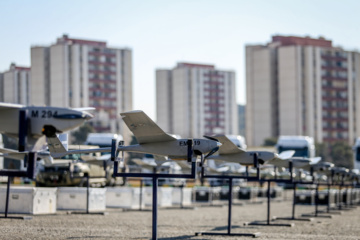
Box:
[272,35,332,48]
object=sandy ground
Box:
[0,191,360,240]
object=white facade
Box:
[156,62,238,138]
[245,46,276,147]
[30,35,133,138]
[30,47,49,105]
[246,35,360,146]
[0,63,31,105]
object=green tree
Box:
[71,123,95,144]
[329,141,353,169]
[2,134,18,150]
[315,142,328,161]
[263,137,278,147]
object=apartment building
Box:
[156,62,238,138]
[0,63,31,105]
[246,35,360,146]
[31,35,132,135]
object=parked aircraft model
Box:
[204,135,294,166]
[116,110,221,160]
[0,103,93,151]
[307,161,335,182]
[206,164,231,174]
[130,158,187,186]
[43,110,219,163]
[0,103,94,164]
[267,156,321,169]
[131,157,171,172]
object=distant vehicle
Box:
[276,136,315,158]
[36,145,122,187]
[85,133,123,148]
[36,132,126,187]
[353,137,360,170]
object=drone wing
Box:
[209,135,245,155]
[176,160,191,170]
[0,102,23,109]
[0,147,53,165]
[0,147,27,160]
[46,135,111,158]
[132,159,157,171]
[266,150,295,167]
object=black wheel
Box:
[42,125,57,137]
[36,182,45,187]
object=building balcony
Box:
[321,65,348,71]
[203,88,225,93]
[204,125,223,129]
[322,117,348,121]
[89,96,117,101]
[203,74,225,78]
[89,87,116,93]
[321,54,347,61]
[88,69,116,74]
[322,127,348,131]
[89,78,116,83]
[203,80,225,85]
[88,60,116,66]
[92,105,117,111]
[321,86,347,91]
[321,75,348,81]
[204,118,225,122]
[322,106,348,111]
[321,96,348,101]
[204,102,225,106]
[204,96,224,100]
[204,110,225,115]
[88,51,116,57]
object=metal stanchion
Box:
[68,164,108,215]
[112,139,197,240]
[246,163,295,227]
[195,153,261,237]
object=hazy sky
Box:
[1,0,359,120]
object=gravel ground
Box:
[0,195,359,240]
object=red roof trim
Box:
[272,35,332,47]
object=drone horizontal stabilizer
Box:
[278,150,295,160]
[310,157,322,165]
[72,107,96,112]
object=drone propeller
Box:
[204,146,220,159]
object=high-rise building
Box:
[156,62,238,138]
[0,63,31,105]
[246,35,360,146]
[31,35,132,135]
